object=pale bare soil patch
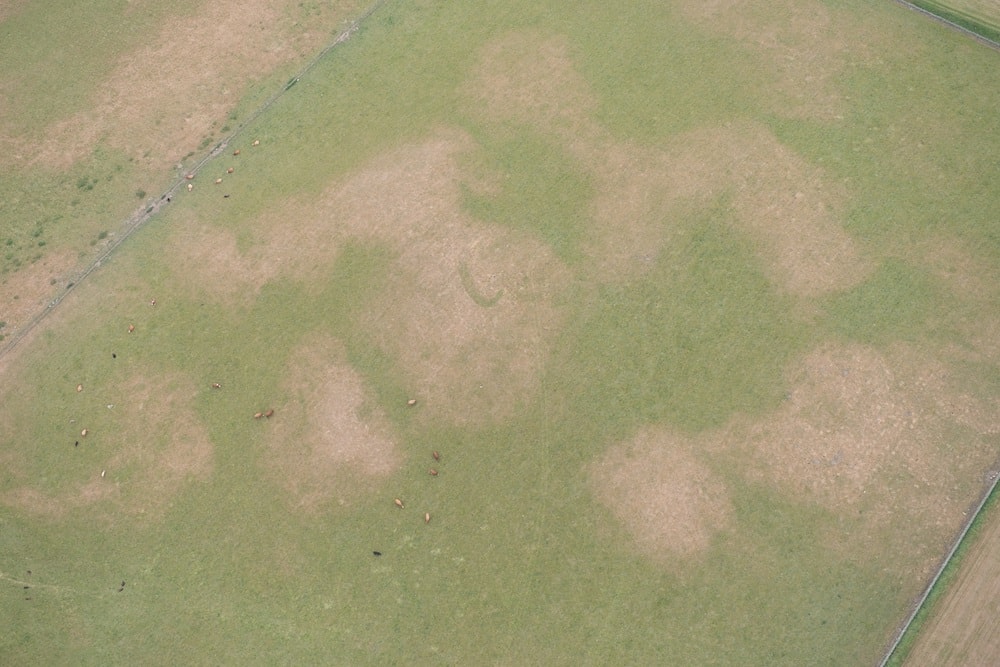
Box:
[1,370,213,521]
[1,0,358,171]
[717,342,998,571]
[463,30,872,294]
[589,426,734,560]
[262,333,401,512]
[904,494,1000,666]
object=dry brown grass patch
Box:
[0,0,29,24]
[325,128,573,425]
[920,237,1000,366]
[590,427,733,561]
[585,123,871,294]
[2,0,358,171]
[243,196,348,290]
[165,212,271,306]
[584,122,871,293]
[720,124,873,296]
[463,31,681,281]
[676,0,879,121]
[168,127,571,426]
[462,31,599,146]
[717,342,998,569]
[262,333,401,512]
[167,196,349,305]
[463,31,870,293]
[923,237,998,300]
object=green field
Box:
[2,0,1000,664]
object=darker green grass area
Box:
[768,8,1000,266]
[0,151,147,277]
[565,1,768,139]
[681,481,903,666]
[821,259,944,346]
[236,0,506,199]
[554,208,807,436]
[461,127,592,264]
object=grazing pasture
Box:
[0,0,364,336]
[2,0,999,664]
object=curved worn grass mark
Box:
[458,261,503,307]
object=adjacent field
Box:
[904,488,1000,665]
[1,0,999,664]
[909,0,1000,41]
[942,0,1000,23]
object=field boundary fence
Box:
[878,462,1000,666]
[891,0,1000,49]
[0,0,390,362]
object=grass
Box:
[0,0,366,327]
[0,1,199,136]
[461,127,593,265]
[821,259,943,346]
[567,1,769,140]
[0,154,142,275]
[2,0,1000,664]
[885,480,1000,666]
[554,209,807,435]
[908,0,1000,43]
